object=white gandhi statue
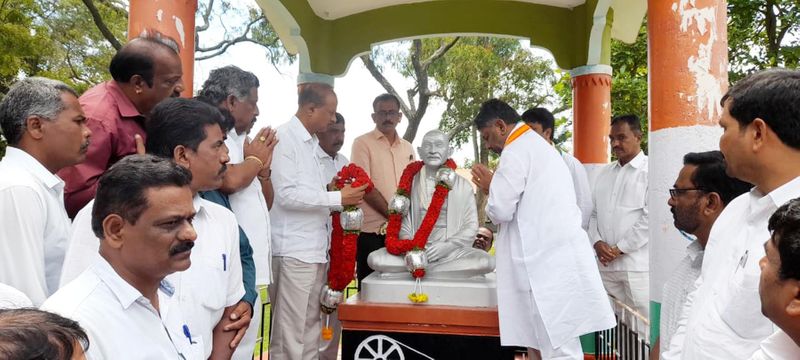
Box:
[368,129,495,278]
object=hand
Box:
[341,183,368,206]
[425,242,458,263]
[223,301,252,349]
[243,127,277,166]
[593,241,617,266]
[134,134,145,155]
[471,164,493,195]
[327,176,341,191]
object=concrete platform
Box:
[360,272,497,307]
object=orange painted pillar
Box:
[571,67,612,165]
[128,1,197,97]
[648,0,728,342]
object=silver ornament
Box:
[404,249,428,273]
[319,285,343,314]
[435,167,456,188]
[388,194,411,215]
[340,208,363,231]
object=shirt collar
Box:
[290,116,316,144]
[765,176,800,209]
[686,240,705,262]
[192,194,207,214]
[107,81,143,119]
[617,150,646,169]
[91,256,153,310]
[2,147,63,190]
[315,145,340,161]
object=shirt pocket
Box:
[719,267,773,339]
[190,259,227,311]
[619,174,647,209]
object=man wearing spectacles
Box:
[653,151,751,359]
[350,93,415,289]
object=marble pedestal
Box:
[360,272,497,307]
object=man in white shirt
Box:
[663,68,800,359]
[472,99,614,359]
[653,151,751,359]
[522,107,593,231]
[589,114,650,318]
[42,155,204,359]
[58,98,247,359]
[747,198,800,359]
[316,112,349,360]
[197,65,277,359]
[269,83,366,360]
[0,77,91,306]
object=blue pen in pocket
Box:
[222,253,227,271]
[182,324,196,344]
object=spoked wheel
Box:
[354,335,405,360]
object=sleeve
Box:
[486,150,527,225]
[588,171,602,245]
[237,226,258,307]
[571,161,594,231]
[350,138,370,175]
[616,180,649,254]
[226,216,246,306]
[59,118,113,218]
[271,139,341,210]
[59,201,101,287]
[0,186,49,305]
[661,275,704,359]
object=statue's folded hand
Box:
[425,241,458,263]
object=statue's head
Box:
[418,129,453,167]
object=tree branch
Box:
[80,0,122,50]
[446,121,473,140]
[196,0,215,32]
[196,15,261,53]
[421,37,459,70]
[360,54,413,117]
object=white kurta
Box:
[488,123,615,349]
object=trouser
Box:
[231,290,264,360]
[356,232,385,290]
[600,270,650,318]
[527,337,583,360]
[268,256,326,360]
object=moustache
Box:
[333,141,343,147]
[80,141,90,152]
[218,164,228,176]
[169,241,194,256]
[170,91,181,98]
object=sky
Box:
[192,1,561,165]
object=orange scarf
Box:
[505,123,531,146]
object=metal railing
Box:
[595,295,650,360]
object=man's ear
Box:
[750,118,767,152]
[704,192,724,214]
[225,94,237,110]
[495,119,507,134]
[130,74,148,94]
[173,145,191,168]
[785,281,800,317]
[102,214,126,250]
[544,128,553,141]
[25,115,46,140]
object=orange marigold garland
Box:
[320,163,373,339]
[385,159,457,303]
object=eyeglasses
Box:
[375,110,401,118]
[669,188,707,198]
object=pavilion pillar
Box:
[571,65,612,179]
[647,0,728,341]
[128,0,197,97]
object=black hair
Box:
[611,114,643,134]
[109,30,180,86]
[145,98,226,158]
[335,112,345,124]
[683,151,752,205]
[0,308,90,360]
[298,83,334,107]
[372,93,401,111]
[521,107,555,141]
[721,68,800,149]
[473,99,520,129]
[91,154,192,238]
[193,95,235,133]
[768,198,800,280]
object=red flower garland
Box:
[327,164,373,291]
[385,159,457,277]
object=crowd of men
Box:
[3,30,800,360]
